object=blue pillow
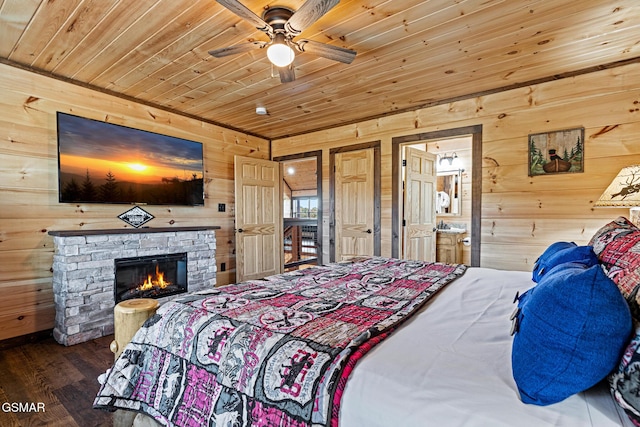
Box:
[512,262,632,406]
[532,242,598,282]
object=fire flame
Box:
[137,264,171,291]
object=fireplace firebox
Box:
[114,253,188,303]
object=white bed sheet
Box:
[340,267,632,427]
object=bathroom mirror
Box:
[436,170,462,216]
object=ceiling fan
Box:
[209,0,357,83]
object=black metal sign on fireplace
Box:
[114,253,188,303]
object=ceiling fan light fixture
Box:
[267,33,295,67]
[211,1,354,83]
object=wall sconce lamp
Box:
[594,164,640,226]
[438,152,463,171]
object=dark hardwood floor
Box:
[0,333,115,427]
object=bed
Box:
[95,248,636,427]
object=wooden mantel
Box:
[48,226,221,237]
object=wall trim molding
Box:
[4,56,640,141]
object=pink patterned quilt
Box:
[94,257,466,426]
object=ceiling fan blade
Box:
[296,39,356,64]
[278,66,296,83]
[208,41,267,58]
[285,0,340,36]
[216,0,271,32]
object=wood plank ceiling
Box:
[1,0,639,140]
[283,157,317,193]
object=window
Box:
[292,197,318,218]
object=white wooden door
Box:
[334,148,375,261]
[403,147,437,261]
[234,155,282,282]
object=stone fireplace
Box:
[49,226,219,345]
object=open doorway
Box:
[398,137,473,264]
[392,125,482,266]
[274,151,322,271]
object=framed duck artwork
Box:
[528,127,585,176]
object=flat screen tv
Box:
[57,112,204,206]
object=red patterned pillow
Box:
[610,325,640,426]
[589,217,640,320]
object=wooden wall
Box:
[4,60,640,342]
[0,63,269,341]
[272,62,640,271]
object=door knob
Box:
[365,229,372,234]
[237,228,244,233]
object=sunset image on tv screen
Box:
[57,112,204,205]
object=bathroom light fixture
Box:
[438,152,463,171]
[440,152,458,166]
[266,33,295,67]
[594,164,640,226]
